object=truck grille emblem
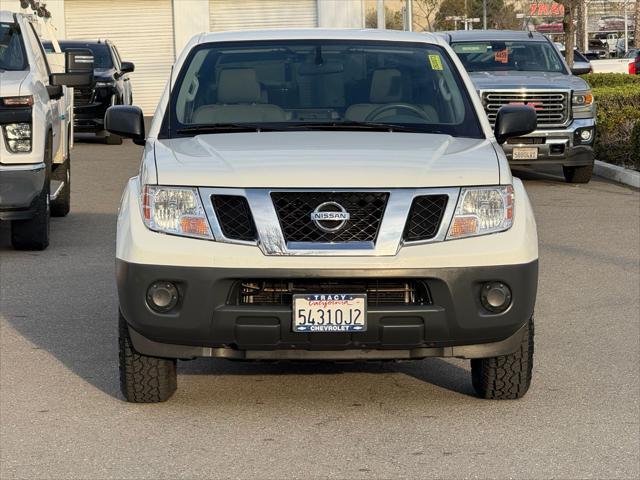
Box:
[310,202,350,233]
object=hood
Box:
[468,71,590,91]
[94,68,116,82]
[0,70,30,97]
[153,131,499,188]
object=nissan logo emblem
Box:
[310,202,350,233]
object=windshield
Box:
[0,22,27,71]
[165,40,483,138]
[58,42,113,68]
[452,41,567,73]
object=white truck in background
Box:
[590,58,634,73]
[0,10,92,250]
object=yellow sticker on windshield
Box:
[428,54,443,71]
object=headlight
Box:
[141,185,212,239]
[572,90,593,106]
[2,123,32,153]
[447,186,514,239]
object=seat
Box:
[192,69,286,123]
[344,68,438,123]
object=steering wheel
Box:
[365,103,431,122]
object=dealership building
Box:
[4,0,365,113]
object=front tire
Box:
[11,135,51,250]
[563,164,593,184]
[51,157,70,217]
[118,312,177,403]
[471,317,534,400]
[105,132,123,145]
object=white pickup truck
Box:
[0,10,92,250]
[107,29,539,403]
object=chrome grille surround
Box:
[480,89,571,128]
[199,188,460,256]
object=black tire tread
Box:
[563,164,593,184]
[471,317,534,400]
[118,312,177,403]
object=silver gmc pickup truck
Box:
[441,30,596,183]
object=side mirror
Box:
[65,48,94,73]
[49,48,95,87]
[494,105,537,145]
[46,84,63,100]
[50,72,93,87]
[120,61,135,74]
[105,105,145,145]
[571,66,591,75]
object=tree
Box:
[556,0,578,67]
[365,6,405,30]
[413,0,440,32]
[434,0,520,31]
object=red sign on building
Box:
[529,2,565,17]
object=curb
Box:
[594,161,640,189]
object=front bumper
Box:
[0,162,46,220]
[502,118,595,166]
[117,259,538,360]
[73,88,114,133]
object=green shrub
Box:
[580,73,640,88]
[592,83,640,171]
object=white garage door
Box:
[64,0,175,114]
[210,0,318,31]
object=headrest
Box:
[218,69,261,104]
[370,69,404,103]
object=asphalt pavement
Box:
[1,138,639,479]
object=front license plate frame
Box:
[292,294,367,333]
[512,147,538,160]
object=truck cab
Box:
[0,10,91,250]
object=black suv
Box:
[45,39,134,144]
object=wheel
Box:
[471,317,534,400]
[51,157,70,217]
[118,311,177,403]
[105,132,123,145]
[11,135,51,250]
[563,164,593,184]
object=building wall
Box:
[317,0,365,28]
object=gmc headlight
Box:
[572,90,593,106]
[447,186,514,239]
[141,186,212,239]
[3,123,32,153]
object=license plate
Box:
[292,294,367,332]
[512,147,538,160]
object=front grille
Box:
[271,192,389,243]
[237,279,432,306]
[211,195,257,241]
[403,195,448,242]
[482,91,570,127]
[74,88,94,106]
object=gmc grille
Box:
[482,91,570,127]
[236,279,432,306]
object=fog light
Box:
[146,282,179,313]
[480,282,512,313]
[579,129,593,143]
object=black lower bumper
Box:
[508,145,594,167]
[117,259,538,360]
[0,164,46,220]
